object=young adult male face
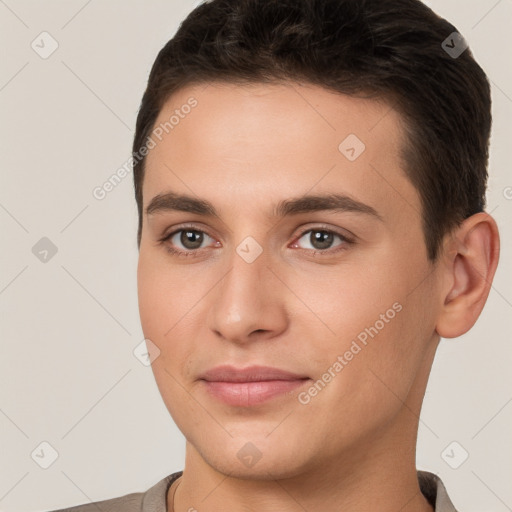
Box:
[137,81,498,510]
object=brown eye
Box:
[176,229,205,250]
[295,229,349,252]
[160,228,216,256]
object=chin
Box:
[205,452,308,481]
[191,432,318,481]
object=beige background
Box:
[0,1,511,510]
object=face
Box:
[137,82,443,479]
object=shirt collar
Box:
[418,470,459,511]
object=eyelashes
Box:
[158,225,354,259]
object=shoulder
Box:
[47,492,143,512]
[44,471,182,512]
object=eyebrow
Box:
[145,191,383,221]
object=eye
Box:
[291,228,353,255]
[158,225,354,258]
[159,227,217,257]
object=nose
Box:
[207,244,289,345]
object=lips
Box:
[200,365,309,382]
[198,365,310,407]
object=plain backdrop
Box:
[0,1,511,511]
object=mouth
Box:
[198,365,311,407]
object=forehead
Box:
[143,81,421,228]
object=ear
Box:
[435,212,500,339]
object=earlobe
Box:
[435,212,500,339]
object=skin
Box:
[136,81,500,512]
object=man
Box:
[50,0,500,510]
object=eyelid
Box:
[293,223,355,243]
[160,222,354,241]
[159,223,215,242]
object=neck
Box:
[171,412,434,512]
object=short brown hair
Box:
[132,0,492,261]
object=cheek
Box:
[300,308,424,445]
[294,262,398,341]
[305,258,432,398]
[137,250,200,371]
[137,249,181,335]
[137,254,198,426]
